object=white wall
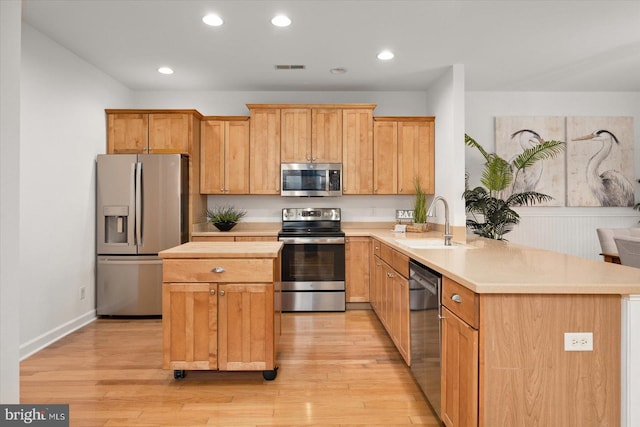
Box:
[0,0,22,403]
[466,91,640,259]
[18,24,132,358]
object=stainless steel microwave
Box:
[281,163,342,197]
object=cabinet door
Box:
[281,108,312,162]
[392,273,410,364]
[398,120,435,194]
[107,113,148,154]
[217,283,274,371]
[312,108,342,163]
[148,113,191,154]
[371,255,383,314]
[441,307,479,427]
[345,237,371,303]
[200,120,225,194]
[250,109,281,194]
[225,120,250,194]
[342,109,374,194]
[373,120,398,194]
[162,283,217,371]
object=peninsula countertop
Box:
[159,241,283,259]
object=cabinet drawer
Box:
[392,251,409,278]
[372,239,382,257]
[442,277,479,329]
[380,243,394,266]
[163,259,274,283]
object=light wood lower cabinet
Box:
[441,276,621,427]
[370,239,410,365]
[162,257,279,380]
[345,237,370,303]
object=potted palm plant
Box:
[410,178,428,232]
[206,205,247,231]
[463,134,565,240]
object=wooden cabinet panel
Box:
[250,108,281,194]
[373,121,398,194]
[442,277,479,329]
[148,113,191,154]
[441,307,479,427]
[191,236,235,242]
[342,109,374,194]
[281,108,312,163]
[162,283,217,371]
[162,259,274,283]
[398,120,435,194]
[201,119,250,194]
[345,237,370,303]
[218,283,274,371]
[312,108,342,163]
[234,236,278,242]
[392,273,410,364]
[107,113,148,154]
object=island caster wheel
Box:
[262,366,278,381]
[173,370,186,380]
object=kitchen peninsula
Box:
[193,224,640,427]
[159,241,283,380]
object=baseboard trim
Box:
[19,310,97,361]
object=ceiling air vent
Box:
[275,65,306,70]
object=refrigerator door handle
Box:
[135,161,142,247]
[128,161,136,247]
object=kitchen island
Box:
[159,241,283,380]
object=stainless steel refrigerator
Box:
[96,154,188,315]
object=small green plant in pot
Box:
[413,178,428,230]
[206,205,247,231]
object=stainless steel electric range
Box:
[278,208,346,312]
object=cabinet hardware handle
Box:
[451,294,462,303]
[375,246,379,250]
[211,267,225,273]
[387,272,395,278]
[220,290,225,296]
[210,289,216,295]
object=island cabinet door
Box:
[162,283,218,371]
[217,283,274,372]
[441,307,479,427]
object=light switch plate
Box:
[564,332,593,351]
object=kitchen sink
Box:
[393,238,468,249]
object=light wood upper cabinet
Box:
[281,108,312,163]
[249,107,281,194]
[201,118,250,194]
[342,108,374,194]
[148,113,191,154]
[345,237,370,303]
[373,117,435,194]
[107,113,148,154]
[311,108,342,163]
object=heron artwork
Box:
[573,129,634,207]
[509,129,545,193]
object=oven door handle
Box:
[278,237,345,244]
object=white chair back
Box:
[597,227,640,255]
[614,236,640,268]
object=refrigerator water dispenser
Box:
[103,206,129,244]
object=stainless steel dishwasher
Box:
[409,260,443,420]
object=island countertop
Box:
[159,241,283,259]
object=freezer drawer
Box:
[97,255,163,316]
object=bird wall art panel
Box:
[566,116,635,207]
[495,116,566,206]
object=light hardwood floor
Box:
[20,310,441,426]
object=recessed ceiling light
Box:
[271,14,291,27]
[202,14,223,27]
[377,50,394,60]
[157,67,174,75]
[330,67,347,75]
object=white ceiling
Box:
[21,0,640,92]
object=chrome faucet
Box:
[426,195,453,246]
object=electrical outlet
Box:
[80,287,86,300]
[564,332,593,351]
